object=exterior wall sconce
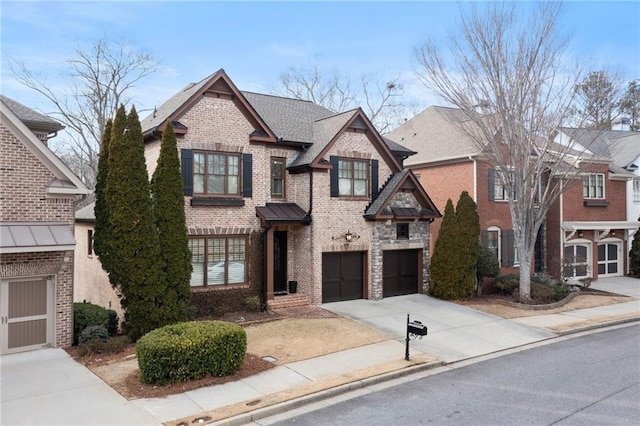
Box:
[332,230,360,243]
[611,231,616,237]
[578,231,584,238]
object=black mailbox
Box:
[408,320,428,336]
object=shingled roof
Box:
[386,106,482,166]
[0,95,64,133]
[140,69,413,170]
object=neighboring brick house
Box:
[553,128,638,278]
[135,69,440,307]
[1,95,89,354]
[387,106,636,281]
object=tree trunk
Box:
[518,247,532,301]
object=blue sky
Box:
[2,0,639,121]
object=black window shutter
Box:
[242,153,253,198]
[502,230,514,267]
[181,149,193,196]
[371,159,379,199]
[330,156,339,197]
[488,168,495,201]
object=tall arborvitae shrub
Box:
[107,105,166,340]
[455,191,480,298]
[630,217,640,276]
[151,122,192,324]
[429,199,463,299]
[93,119,113,279]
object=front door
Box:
[273,231,288,294]
[0,277,54,355]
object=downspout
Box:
[306,169,313,217]
[470,155,477,202]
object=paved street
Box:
[261,324,640,426]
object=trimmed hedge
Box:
[73,302,109,345]
[136,320,247,385]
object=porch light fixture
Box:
[578,231,584,238]
[332,230,360,243]
[611,231,616,237]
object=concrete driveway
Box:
[590,276,640,298]
[0,348,159,426]
[323,293,556,363]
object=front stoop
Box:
[268,293,311,309]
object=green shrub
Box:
[495,274,520,295]
[78,325,110,346]
[73,302,109,345]
[78,335,130,357]
[136,320,247,385]
[244,296,261,313]
[550,283,570,301]
[107,309,119,335]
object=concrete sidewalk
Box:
[1,277,639,426]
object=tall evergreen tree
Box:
[455,191,480,298]
[429,199,463,300]
[93,119,113,279]
[107,105,165,340]
[151,121,192,324]
[630,217,640,277]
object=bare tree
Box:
[272,62,418,134]
[10,37,159,189]
[573,70,624,129]
[414,1,604,300]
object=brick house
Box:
[136,69,440,308]
[387,106,636,281]
[1,95,89,354]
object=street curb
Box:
[555,315,640,336]
[208,360,445,426]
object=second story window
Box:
[193,152,240,196]
[489,168,516,202]
[338,159,369,197]
[397,223,409,240]
[271,157,285,198]
[633,179,640,202]
[583,173,604,199]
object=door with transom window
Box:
[563,243,590,279]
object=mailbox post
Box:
[405,313,428,361]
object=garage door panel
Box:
[383,250,419,297]
[322,252,364,303]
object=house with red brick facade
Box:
[387,106,636,282]
[1,95,89,354]
[134,69,440,309]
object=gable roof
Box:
[364,169,441,220]
[142,70,413,172]
[141,69,276,143]
[1,97,89,196]
[290,108,402,172]
[386,106,483,166]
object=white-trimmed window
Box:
[189,236,247,287]
[483,227,518,267]
[633,179,640,202]
[489,168,516,201]
[564,243,590,278]
[583,173,605,199]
